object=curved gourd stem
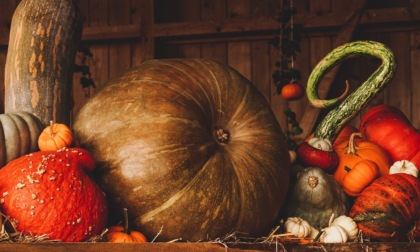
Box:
[307,41,396,141]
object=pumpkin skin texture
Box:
[333,133,391,185]
[349,173,420,241]
[0,148,108,242]
[360,104,420,168]
[0,112,43,167]
[73,59,290,241]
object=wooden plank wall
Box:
[154,0,420,136]
[0,0,419,137]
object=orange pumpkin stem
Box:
[346,133,363,155]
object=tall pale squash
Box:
[4,0,82,126]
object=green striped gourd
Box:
[297,41,396,170]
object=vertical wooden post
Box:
[4,0,83,126]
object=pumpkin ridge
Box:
[153,59,220,121]
[224,85,250,130]
[139,152,220,224]
[8,114,31,155]
[0,115,21,164]
[227,109,271,137]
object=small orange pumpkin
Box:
[342,160,379,197]
[333,133,392,185]
[281,82,305,101]
[107,208,148,243]
[38,121,73,151]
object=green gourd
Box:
[297,41,396,170]
[307,40,396,141]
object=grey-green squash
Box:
[0,112,43,167]
[286,167,349,229]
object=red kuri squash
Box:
[0,148,108,242]
[359,104,420,168]
[349,173,420,241]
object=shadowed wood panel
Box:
[410,32,420,129]
[201,0,227,64]
[109,0,131,79]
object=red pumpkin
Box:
[296,141,339,171]
[349,173,420,241]
[360,104,420,168]
[281,82,305,101]
[0,148,108,242]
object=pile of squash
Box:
[287,41,420,243]
[0,0,419,245]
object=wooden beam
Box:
[152,7,420,38]
[81,24,142,41]
[1,6,420,46]
[296,0,368,141]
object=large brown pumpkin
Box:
[4,0,82,126]
[73,58,290,241]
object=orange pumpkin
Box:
[332,125,358,148]
[108,208,148,243]
[38,121,73,151]
[333,133,392,185]
[281,82,305,101]
[342,160,379,197]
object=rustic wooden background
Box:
[0,0,419,141]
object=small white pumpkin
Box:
[331,215,358,240]
[308,137,333,151]
[284,217,312,238]
[389,160,418,177]
[319,225,348,243]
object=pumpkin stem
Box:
[308,176,318,188]
[346,132,362,155]
[122,208,130,234]
[49,120,55,137]
[214,127,230,144]
[328,213,335,227]
[335,80,350,103]
[313,230,324,242]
